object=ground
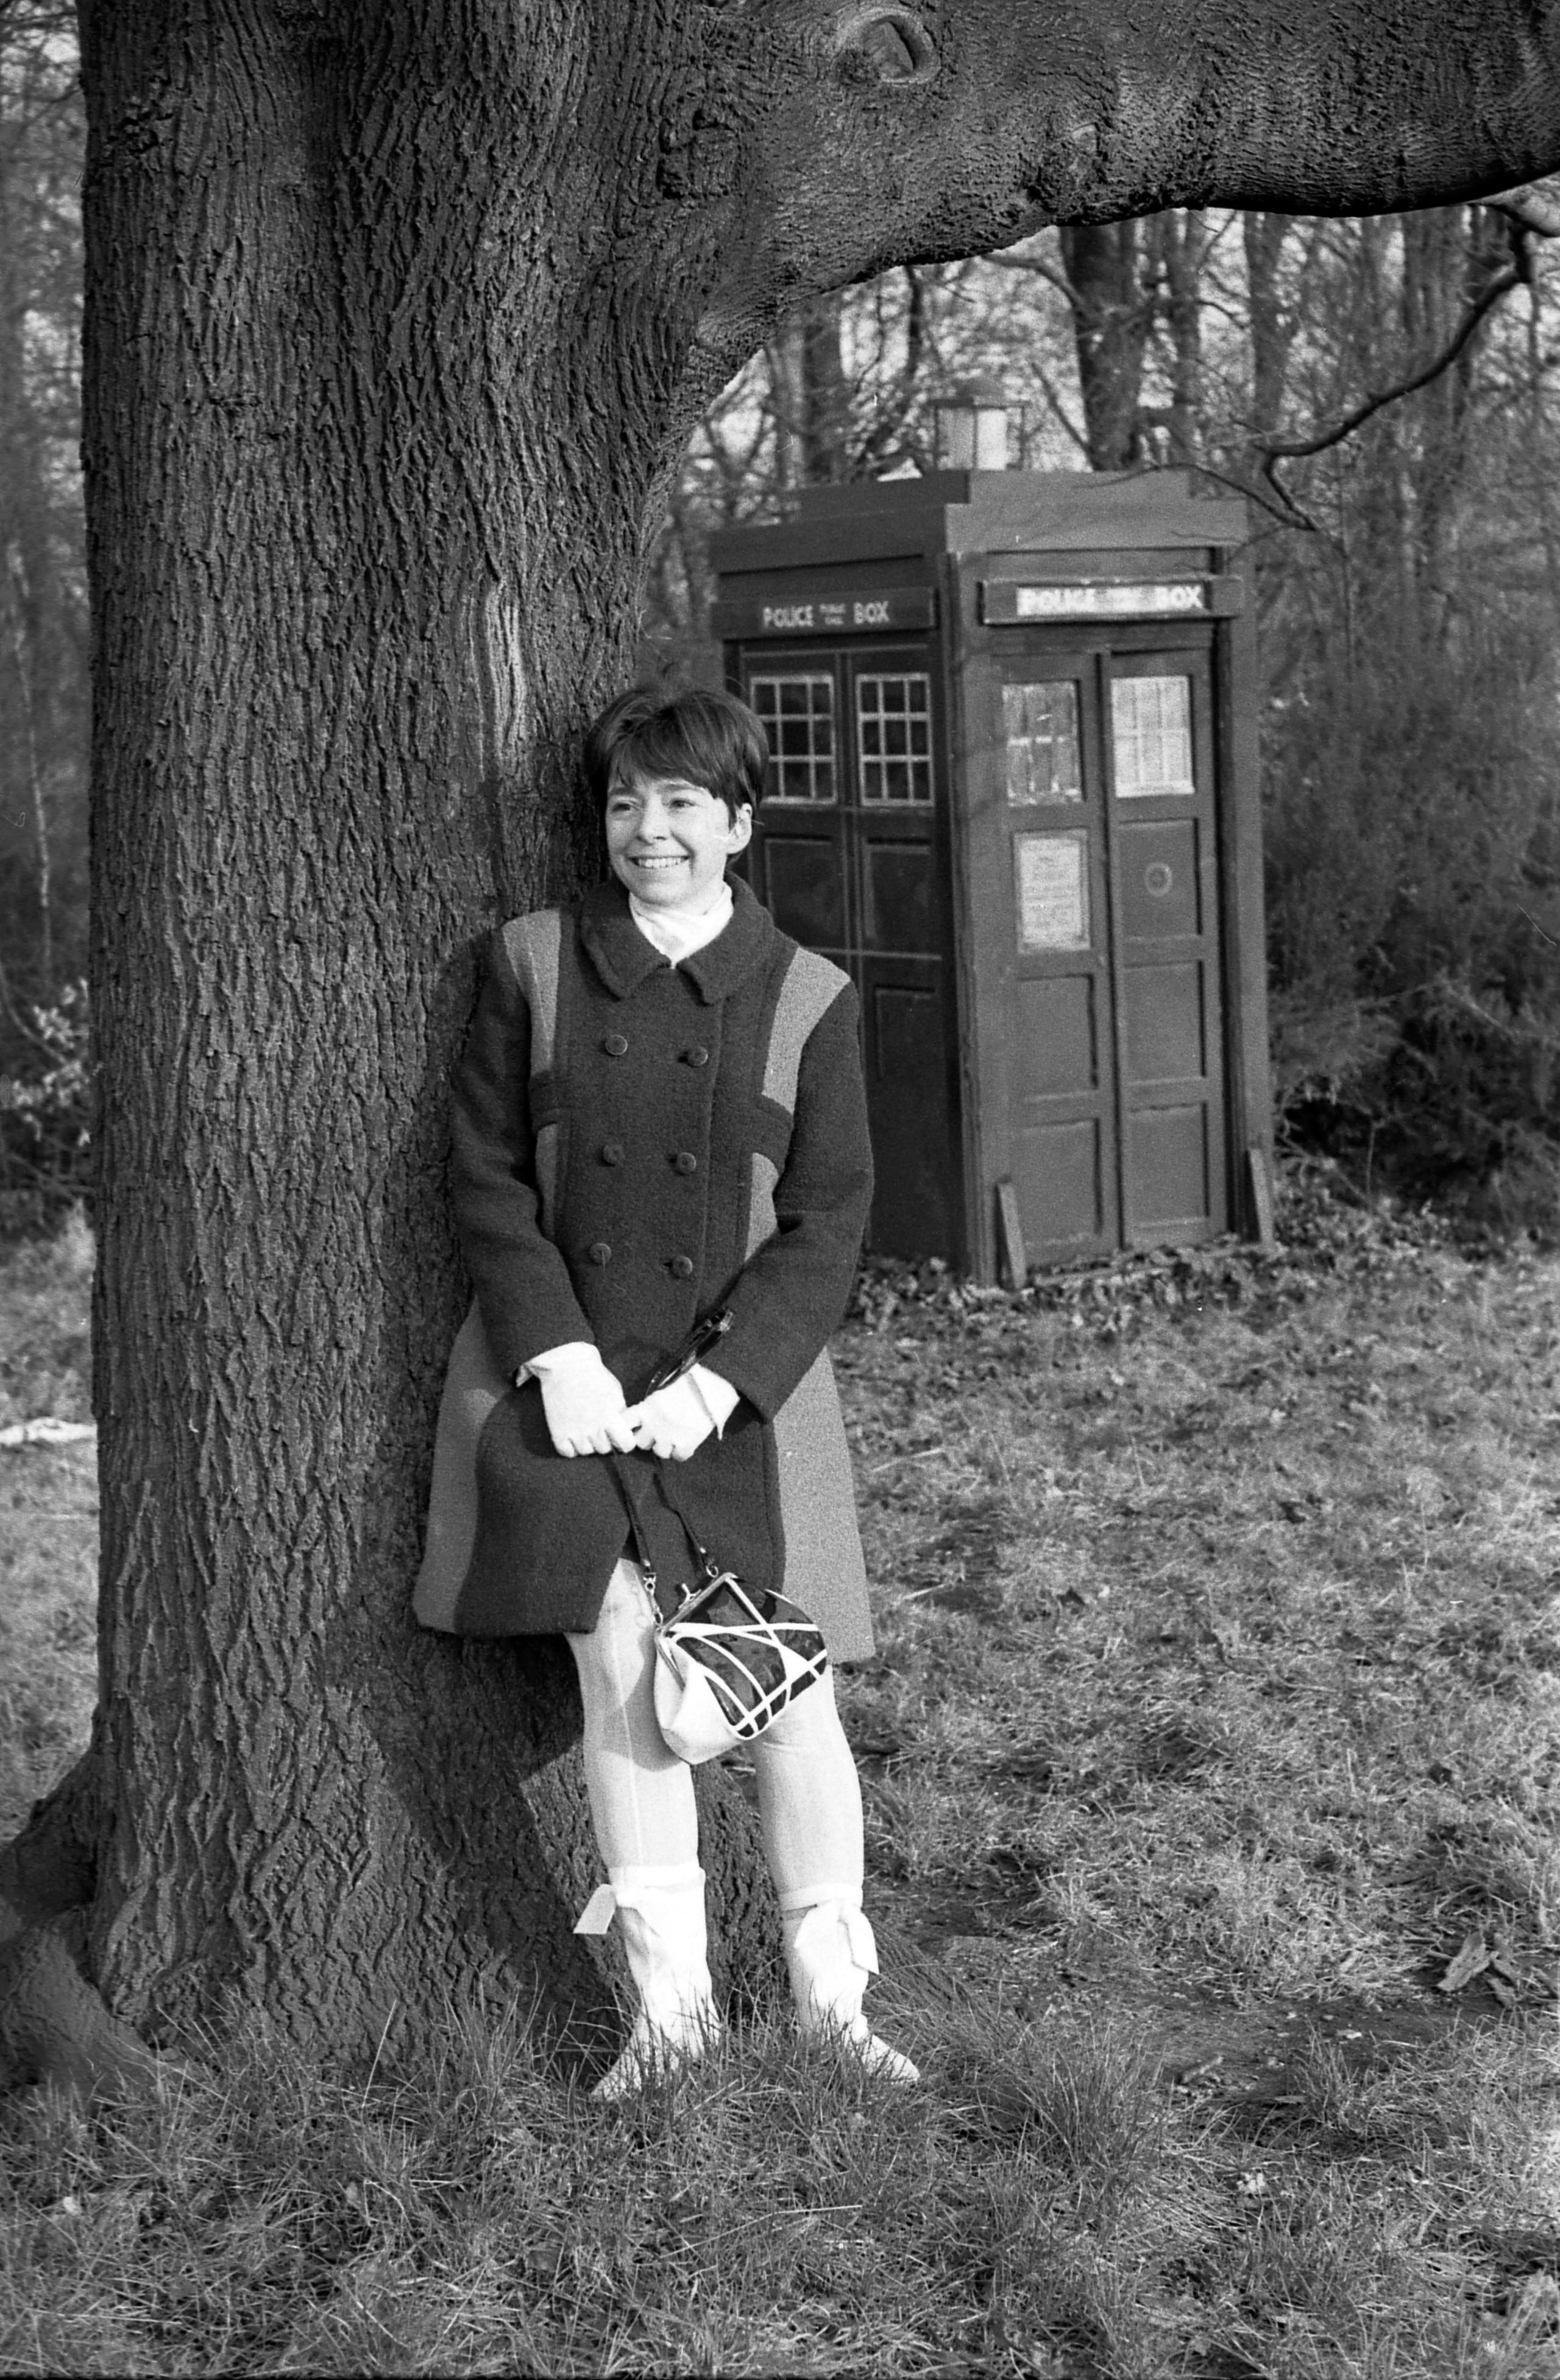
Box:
[1,1177,1556,2375]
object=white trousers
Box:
[566,1558,865,1908]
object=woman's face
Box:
[604,771,753,912]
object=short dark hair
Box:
[583,683,767,823]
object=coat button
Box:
[684,1045,709,1067]
[601,1143,624,1165]
[588,1242,612,1266]
[668,1255,694,1279]
[673,1151,697,1175]
[603,1032,629,1057]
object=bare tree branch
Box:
[1249,224,1539,518]
[986,247,1077,307]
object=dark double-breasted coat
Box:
[414,875,876,1658]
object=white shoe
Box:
[782,1898,920,2085]
[575,1867,722,2099]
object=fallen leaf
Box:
[1438,1929,1491,1994]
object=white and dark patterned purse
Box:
[611,1447,828,1766]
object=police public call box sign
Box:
[709,586,937,638]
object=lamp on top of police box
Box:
[932,377,1010,472]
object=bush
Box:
[0,978,93,1241]
[1264,620,1560,1241]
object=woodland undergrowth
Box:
[1,1174,1557,2378]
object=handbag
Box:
[609,1450,829,1767]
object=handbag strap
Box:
[608,1452,715,1619]
[604,1307,734,1606]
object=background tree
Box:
[0,5,82,1006]
[0,5,87,1238]
[7,0,1560,2095]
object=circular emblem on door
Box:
[1144,862,1174,897]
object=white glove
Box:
[526,1343,636,1458]
[622,1373,718,1462]
[689,1363,739,1435]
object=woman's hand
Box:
[621,1376,716,1462]
[529,1345,637,1457]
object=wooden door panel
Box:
[742,639,963,1266]
[1127,1104,1210,1231]
[1012,973,1101,1103]
[993,650,1119,1263]
[862,837,938,954]
[763,833,849,951]
[845,647,959,1259]
[1014,1118,1105,1248]
[1117,817,1202,939]
[1122,961,1206,1084]
[959,612,1242,1279]
[1106,647,1227,1241]
[866,975,957,1258]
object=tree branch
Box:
[1490,177,1560,235]
[1247,225,1538,518]
[1254,247,1527,467]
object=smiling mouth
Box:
[629,854,687,869]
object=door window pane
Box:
[1015,831,1090,950]
[857,673,932,803]
[1004,681,1082,803]
[750,674,836,803]
[1110,675,1194,797]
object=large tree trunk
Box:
[2,0,783,2080]
[9,0,1560,2089]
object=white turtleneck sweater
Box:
[626,878,733,963]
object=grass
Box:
[838,1218,1560,2016]
[0,1209,95,1850]
[2,1178,1558,2375]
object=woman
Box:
[416,681,916,2097]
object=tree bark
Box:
[12,0,1560,2086]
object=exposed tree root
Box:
[0,1742,99,1941]
[0,1742,157,2101]
[0,1916,157,2101]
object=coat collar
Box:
[578,874,778,1005]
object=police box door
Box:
[983,631,1228,1263]
[736,641,963,1265]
